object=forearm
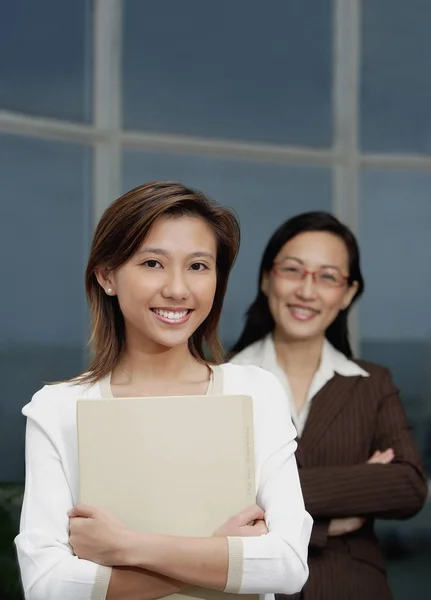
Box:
[120,529,310,596]
[300,462,427,519]
[123,533,229,591]
[106,566,188,600]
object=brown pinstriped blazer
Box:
[278,360,428,600]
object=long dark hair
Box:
[231,211,364,359]
[80,181,240,384]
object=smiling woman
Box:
[15,182,312,600]
[230,211,427,600]
[83,182,239,386]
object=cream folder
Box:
[77,394,258,600]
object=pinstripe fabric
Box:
[278,361,428,600]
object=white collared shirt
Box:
[231,334,369,437]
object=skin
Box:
[69,215,267,600]
[261,231,359,346]
[261,231,394,536]
[97,215,219,396]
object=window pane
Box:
[0,135,92,481]
[123,0,332,146]
[359,171,431,341]
[361,0,431,153]
[359,170,431,597]
[0,0,92,122]
[359,170,431,446]
[123,150,331,346]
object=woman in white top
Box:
[230,211,427,600]
[16,182,312,600]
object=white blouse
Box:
[16,363,312,600]
[231,336,369,436]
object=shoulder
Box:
[28,378,97,406]
[22,378,99,425]
[352,359,392,382]
[219,364,296,457]
[220,362,277,382]
[347,359,398,400]
[229,339,266,366]
[220,362,287,400]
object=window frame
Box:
[1,0,431,354]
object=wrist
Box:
[120,530,148,567]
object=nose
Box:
[295,272,318,300]
[161,268,190,301]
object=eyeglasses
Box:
[272,259,349,288]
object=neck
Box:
[112,330,200,386]
[272,330,325,379]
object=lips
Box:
[287,305,320,321]
[152,309,189,320]
[151,308,192,325]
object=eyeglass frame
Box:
[271,259,350,288]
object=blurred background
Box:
[0,1,430,598]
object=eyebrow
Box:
[137,247,216,260]
[281,256,342,270]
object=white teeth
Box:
[290,307,316,315]
[153,309,189,320]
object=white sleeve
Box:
[225,370,313,595]
[15,392,112,600]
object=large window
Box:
[1,2,430,595]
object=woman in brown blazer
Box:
[230,211,428,600]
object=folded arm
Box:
[299,369,428,521]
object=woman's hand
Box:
[328,448,395,537]
[328,516,365,536]
[367,448,394,464]
[213,504,268,537]
[69,504,133,566]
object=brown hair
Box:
[79,181,240,384]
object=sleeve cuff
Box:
[91,565,112,600]
[224,537,243,593]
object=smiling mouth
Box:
[151,308,192,323]
[287,305,320,320]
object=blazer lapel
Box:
[297,374,360,459]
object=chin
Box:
[151,336,190,350]
[152,329,195,348]
[283,323,324,342]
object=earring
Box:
[106,288,113,295]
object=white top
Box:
[231,335,369,436]
[16,363,312,600]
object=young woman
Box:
[16,182,312,600]
[230,211,428,600]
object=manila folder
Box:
[77,394,258,600]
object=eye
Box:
[279,265,300,273]
[189,262,208,271]
[319,271,342,284]
[143,259,162,269]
